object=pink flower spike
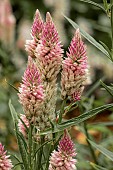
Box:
[42,12,60,46]
[18,56,44,118]
[49,129,77,170]
[31,9,43,39]
[0,143,13,170]
[18,114,30,137]
[67,28,87,63]
[35,12,63,82]
[61,29,89,101]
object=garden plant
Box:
[1,0,113,170]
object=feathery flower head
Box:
[18,114,30,137]
[25,10,43,57]
[0,143,13,170]
[42,12,59,46]
[67,28,87,63]
[18,56,44,118]
[61,29,88,101]
[58,129,76,157]
[31,9,43,39]
[35,12,63,82]
[49,129,77,170]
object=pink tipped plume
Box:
[49,129,77,170]
[18,56,45,128]
[61,29,89,101]
[0,143,13,170]
[35,12,63,82]
[25,9,44,58]
[31,9,43,39]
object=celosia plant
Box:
[8,1,113,169]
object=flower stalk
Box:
[111,0,113,52]
[84,123,98,165]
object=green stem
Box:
[111,0,113,55]
[84,123,98,165]
[58,99,66,124]
[78,101,98,164]
[28,125,33,170]
[37,136,45,170]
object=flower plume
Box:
[35,12,63,82]
[18,56,44,120]
[0,143,13,170]
[61,28,89,101]
[31,9,43,39]
[49,129,77,170]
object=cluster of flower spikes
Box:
[19,10,63,133]
[49,129,77,170]
[61,28,89,101]
[0,143,13,170]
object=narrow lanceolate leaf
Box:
[9,99,18,123]
[100,80,113,97]
[99,41,112,60]
[88,140,113,161]
[64,16,109,57]
[58,103,113,129]
[15,124,28,169]
[79,0,106,12]
[9,100,28,169]
[90,162,108,170]
[13,162,23,169]
[40,103,113,135]
[6,80,19,92]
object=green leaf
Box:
[59,103,113,128]
[9,100,28,169]
[90,162,108,170]
[9,99,18,124]
[91,121,113,126]
[64,16,109,57]
[79,0,106,12]
[88,140,113,161]
[16,132,28,152]
[16,127,28,169]
[13,162,23,169]
[6,80,19,92]
[11,154,21,163]
[58,99,66,123]
[100,80,113,97]
[33,140,52,158]
[99,41,112,60]
[41,103,113,135]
